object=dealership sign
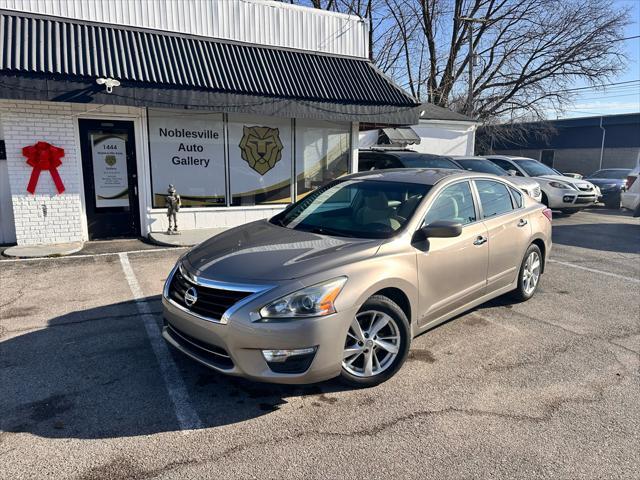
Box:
[148,110,225,208]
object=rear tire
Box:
[339,295,411,388]
[511,244,543,302]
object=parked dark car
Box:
[585,168,632,209]
[358,150,462,171]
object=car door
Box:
[416,181,489,327]
[474,179,532,291]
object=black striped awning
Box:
[0,11,419,123]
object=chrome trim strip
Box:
[163,261,274,325]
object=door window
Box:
[423,182,476,226]
[476,180,514,218]
[510,187,524,208]
[491,158,522,176]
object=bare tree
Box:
[285,0,630,122]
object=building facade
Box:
[480,113,640,176]
[0,0,418,246]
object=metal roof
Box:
[0,11,416,109]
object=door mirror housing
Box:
[413,221,463,243]
[507,169,519,177]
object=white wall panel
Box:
[0,0,368,57]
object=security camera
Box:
[96,77,121,94]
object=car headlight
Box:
[548,181,573,189]
[259,277,347,319]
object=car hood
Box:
[184,220,383,282]
[505,176,539,190]
[586,178,624,188]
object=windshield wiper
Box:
[308,226,351,238]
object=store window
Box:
[295,120,350,200]
[228,114,293,206]
[148,109,226,208]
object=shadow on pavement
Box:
[552,223,640,254]
[0,296,346,439]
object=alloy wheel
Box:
[342,310,401,378]
[523,251,541,295]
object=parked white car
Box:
[486,156,598,214]
[620,166,640,214]
[451,156,543,202]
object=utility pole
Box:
[459,17,489,117]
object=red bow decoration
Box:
[22,141,66,194]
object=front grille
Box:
[575,195,596,204]
[168,268,253,321]
[577,185,593,192]
[165,322,234,369]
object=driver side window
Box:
[423,182,477,226]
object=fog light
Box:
[262,347,317,363]
[563,195,574,202]
[262,347,318,374]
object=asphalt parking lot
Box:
[1,208,639,479]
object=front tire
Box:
[339,295,410,388]
[511,244,543,302]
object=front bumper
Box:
[545,187,597,209]
[162,294,356,384]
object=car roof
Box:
[485,155,535,162]
[451,155,491,161]
[343,168,494,186]
[360,150,451,160]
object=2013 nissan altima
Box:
[162,169,552,387]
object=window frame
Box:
[419,179,481,228]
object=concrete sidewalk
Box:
[2,241,84,258]
[148,228,227,247]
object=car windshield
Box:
[272,179,430,239]
[515,159,558,177]
[588,169,630,179]
[399,156,460,169]
[455,159,508,176]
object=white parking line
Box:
[118,252,203,432]
[549,258,640,284]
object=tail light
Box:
[625,175,636,191]
[542,208,552,222]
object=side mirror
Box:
[412,221,463,243]
[507,169,519,177]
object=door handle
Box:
[473,236,487,246]
[517,219,528,227]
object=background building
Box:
[359,104,477,155]
[0,0,418,246]
[479,113,640,175]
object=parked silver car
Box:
[452,156,543,202]
[162,169,552,387]
[486,155,598,213]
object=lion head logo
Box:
[239,126,283,175]
[105,155,117,167]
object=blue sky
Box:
[559,0,640,118]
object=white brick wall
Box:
[0,100,143,246]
